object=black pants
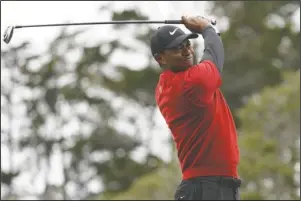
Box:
[174,176,241,200]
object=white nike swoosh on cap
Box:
[169,28,179,35]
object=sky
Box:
[1,1,300,199]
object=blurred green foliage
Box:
[238,71,300,200]
[1,1,299,200]
[104,70,300,201]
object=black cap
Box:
[150,25,198,56]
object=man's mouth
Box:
[184,57,192,61]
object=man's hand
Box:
[181,15,211,33]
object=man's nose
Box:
[182,47,193,56]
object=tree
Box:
[1,6,164,200]
[90,1,300,200]
[1,42,30,199]
[210,1,300,127]
[238,70,300,200]
[96,145,182,200]
[2,1,299,200]
[103,71,300,200]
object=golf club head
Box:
[3,26,14,44]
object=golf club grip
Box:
[165,20,183,24]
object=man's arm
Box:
[182,15,224,73]
[200,26,224,73]
[181,16,224,106]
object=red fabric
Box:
[155,60,239,180]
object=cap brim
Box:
[165,33,198,49]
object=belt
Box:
[189,176,241,188]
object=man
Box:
[150,15,241,200]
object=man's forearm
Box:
[200,26,224,73]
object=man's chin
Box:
[170,65,192,72]
[182,60,194,69]
[183,59,194,66]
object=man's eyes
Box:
[176,43,191,50]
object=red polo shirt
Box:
[155,60,239,180]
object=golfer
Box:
[150,15,241,200]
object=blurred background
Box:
[1,1,300,200]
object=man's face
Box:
[157,40,195,72]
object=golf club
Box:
[3,18,217,44]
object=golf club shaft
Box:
[3,18,217,44]
[14,20,183,29]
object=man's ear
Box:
[155,53,166,65]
